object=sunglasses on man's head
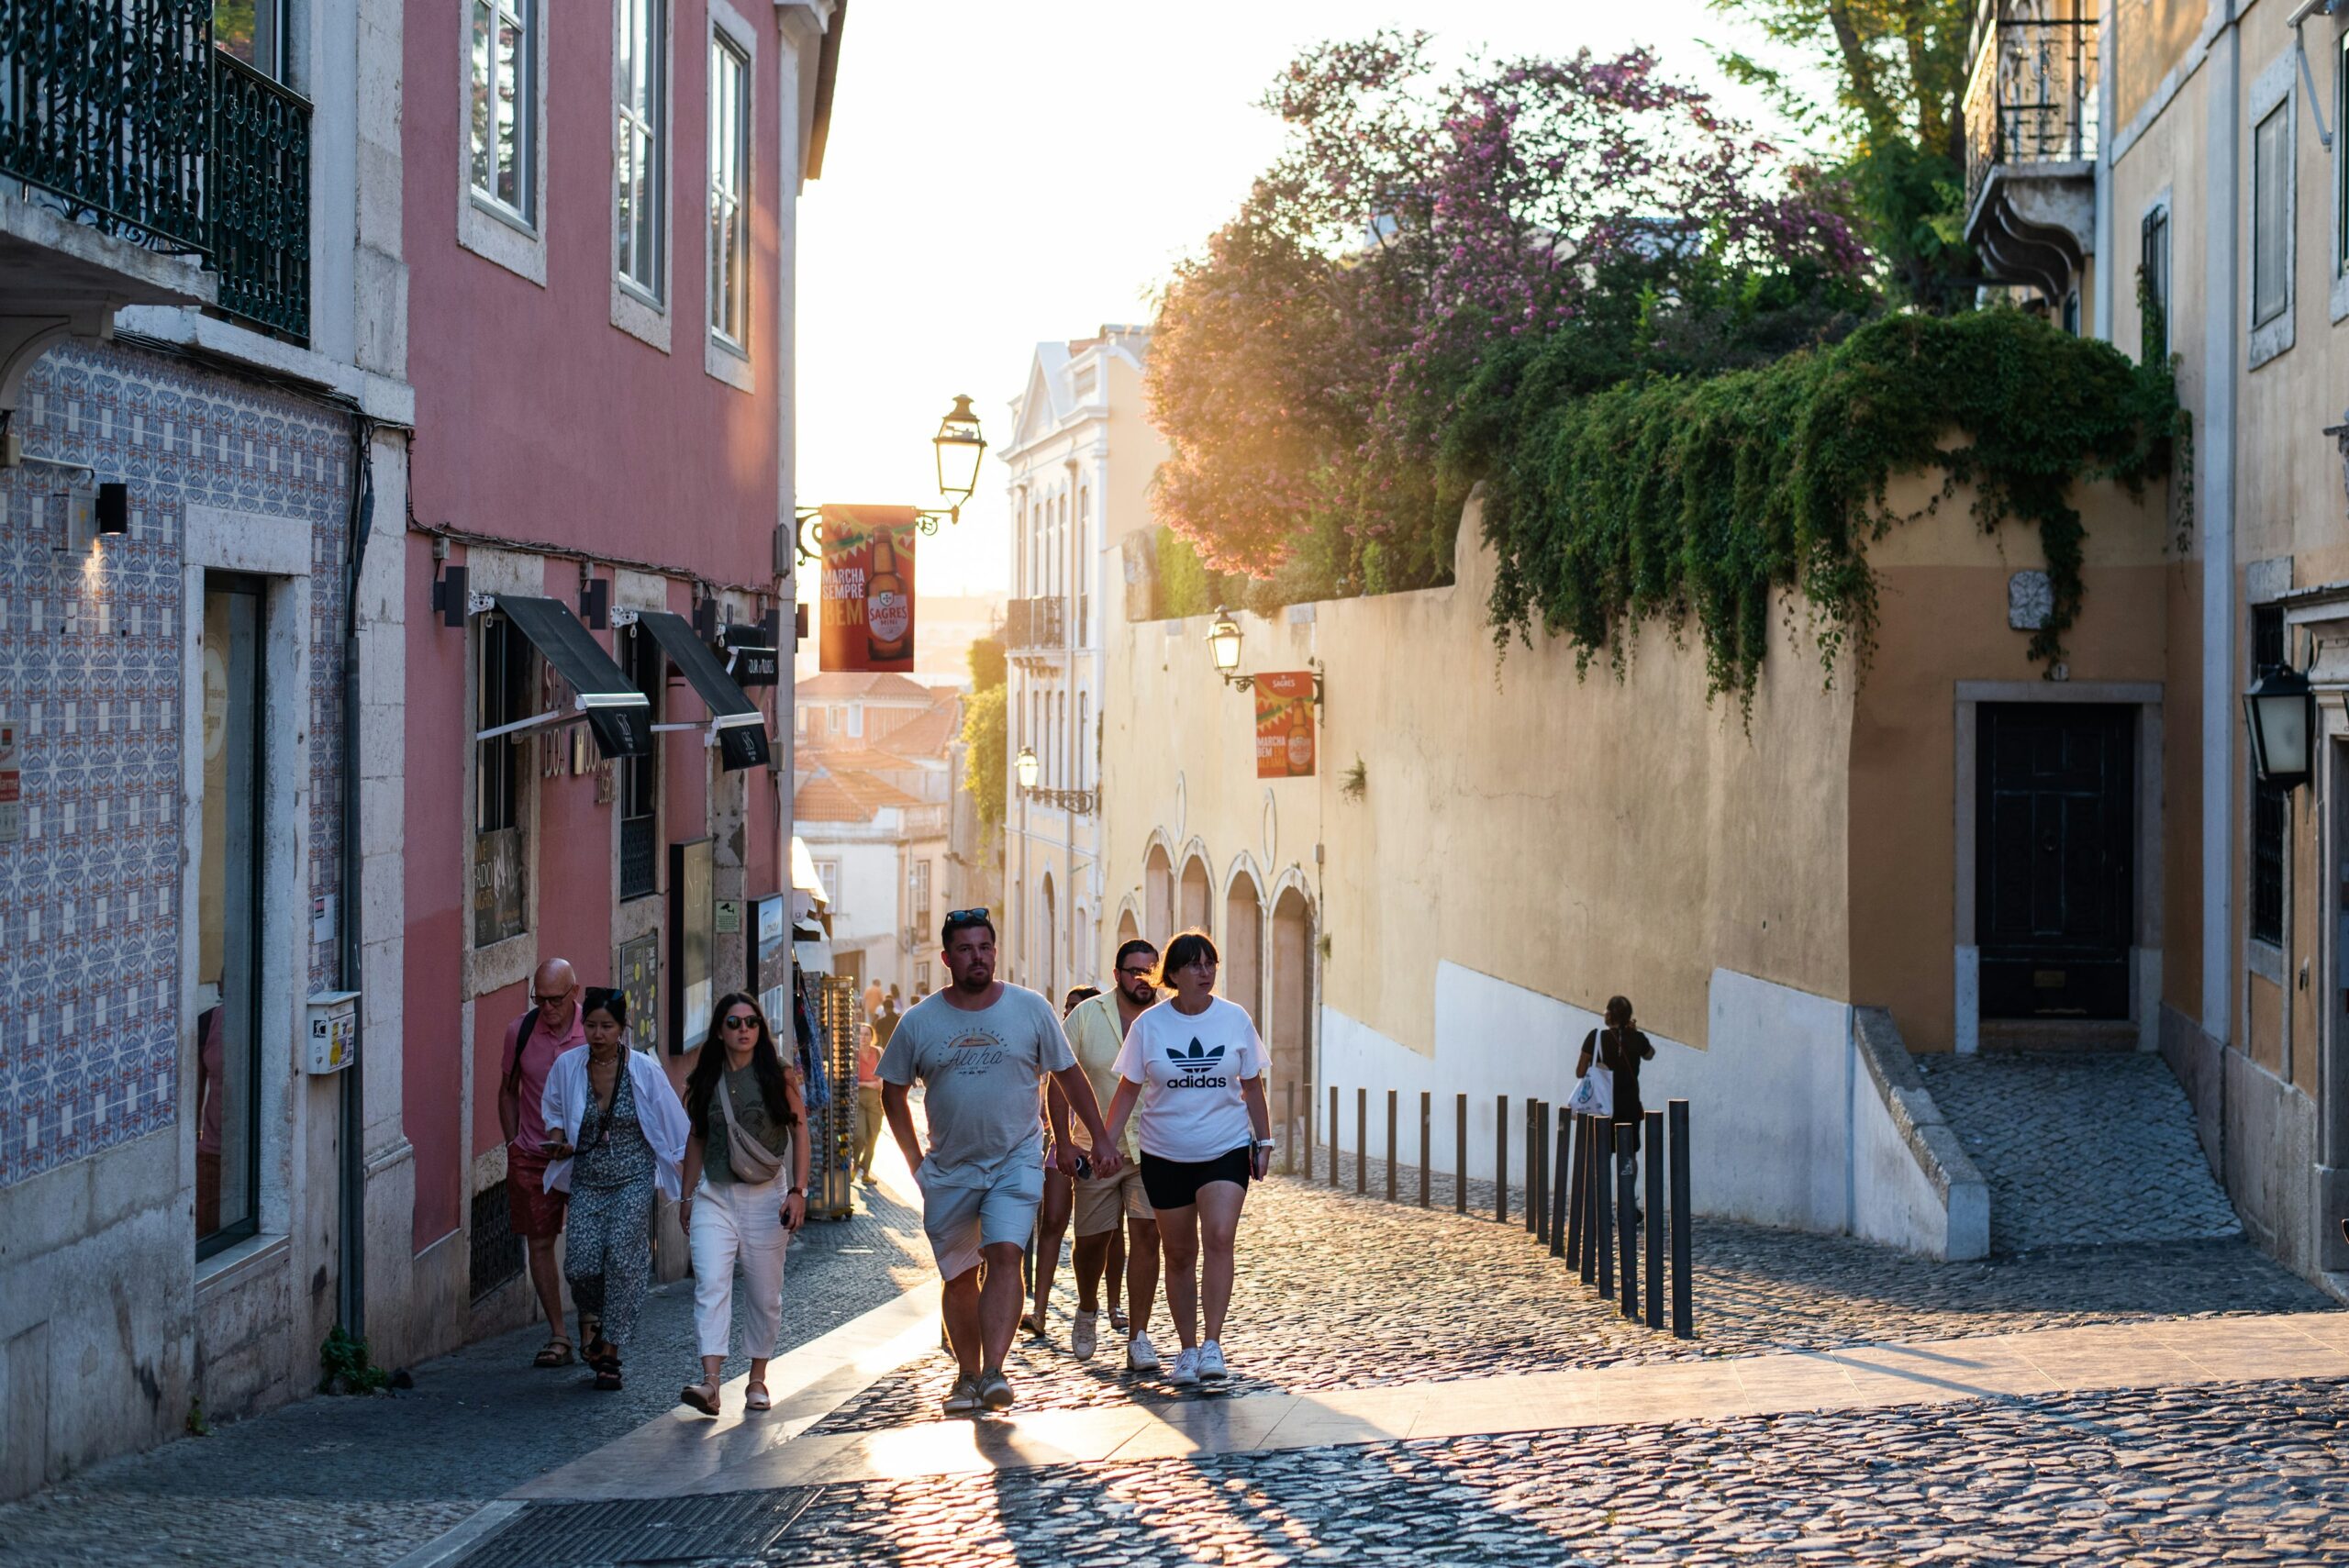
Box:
[945,907,989,924]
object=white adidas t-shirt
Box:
[1112,995,1268,1162]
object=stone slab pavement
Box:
[0,1143,936,1568]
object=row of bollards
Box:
[1282,1082,1692,1339]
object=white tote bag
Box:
[1565,1029,1615,1118]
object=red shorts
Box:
[506,1151,568,1239]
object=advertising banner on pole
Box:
[819,505,918,673]
[1253,672,1317,778]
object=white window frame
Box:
[705,7,757,391]
[2249,48,2298,367]
[459,0,551,286]
[612,0,673,350]
[2332,28,2349,321]
[2139,190,2173,362]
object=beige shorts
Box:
[1072,1163,1152,1238]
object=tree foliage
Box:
[961,683,1005,832]
[1147,35,1867,591]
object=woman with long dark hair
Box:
[677,992,808,1416]
[539,989,688,1391]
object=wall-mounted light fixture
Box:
[795,395,987,564]
[1204,605,1323,714]
[2246,662,2314,791]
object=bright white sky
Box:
[795,0,1821,597]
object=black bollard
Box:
[1284,1082,1296,1175]
[1454,1094,1468,1214]
[1386,1090,1398,1203]
[1356,1086,1368,1195]
[1419,1092,1431,1208]
[1528,1098,1544,1239]
[1549,1106,1570,1260]
[1595,1118,1614,1297]
[1496,1095,1509,1224]
[1669,1098,1692,1340]
[1564,1113,1587,1270]
[1304,1080,1314,1182]
[1617,1125,1638,1319]
[1644,1109,1664,1329]
[1329,1084,1340,1189]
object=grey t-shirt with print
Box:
[877,984,1074,1188]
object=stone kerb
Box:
[1852,1006,1990,1261]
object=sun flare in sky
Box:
[793,0,1824,599]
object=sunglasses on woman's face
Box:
[723,1014,760,1030]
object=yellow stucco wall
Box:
[1105,473,2172,1061]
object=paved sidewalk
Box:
[0,1153,932,1568]
[809,1173,2327,1430]
[1914,1051,2239,1252]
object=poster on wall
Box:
[668,839,714,1055]
[818,505,918,673]
[618,931,659,1055]
[751,892,790,1030]
[1253,673,1317,779]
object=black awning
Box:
[639,609,773,771]
[494,595,652,759]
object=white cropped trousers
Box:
[690,1175,788,1359]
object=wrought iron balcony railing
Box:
[0,0,212,255]
[212,50,309,341]
[1003,596,1066,651]
[1964,2,2098,219]
[0,6,311,342]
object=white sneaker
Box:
[1073,1309,1098,1362]
[1197,1340,1228,1385]
[1125,1329,1161,1373]
[1170,1345,1201,1386]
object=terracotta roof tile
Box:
[793,766,926,823]
[795,672,935,701]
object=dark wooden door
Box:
[1976,703,2135,1019]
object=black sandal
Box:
[593,1367,624,1391]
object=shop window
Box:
[620,625,661,901]
[616,0,666,302]
[198,575,265,1256]
[2252,604,2288,948]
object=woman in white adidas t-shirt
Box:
[1103,930,1272,1389]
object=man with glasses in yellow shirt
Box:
[1053,939,1164,1370]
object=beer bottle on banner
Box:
[865,531,911,662]
[1286,696,1314,774]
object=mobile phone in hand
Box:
[1074,1153,1093,1181]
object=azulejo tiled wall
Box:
[0,341,349,1189]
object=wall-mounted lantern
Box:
[1015,745,1040,791]
[2245,663,2315,790]
[933,395,986,511]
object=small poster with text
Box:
[819,505,918,673]
[1253,673,1317,779]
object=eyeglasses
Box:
[531,991,573,1006]
[944,907,989,924]
[1117,968,1154,981]
[722,1014,760,1030]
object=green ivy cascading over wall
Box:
[1465,309,2185,704]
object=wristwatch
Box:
[1252,1139,1275,1151]
[787,1186,805,1197]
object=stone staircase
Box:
[1912,1051,2241,1254]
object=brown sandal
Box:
[680,1380,720,1416]
[533,1339,573,1368]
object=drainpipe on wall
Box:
[2203,3,2243,1057]
[336,417,377,1340]
[2093,0,2117,343]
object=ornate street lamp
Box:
[2245,663,2315,791]
[1207,606,1244,682]
[1015,745,1040,791]
[933,395,987,512]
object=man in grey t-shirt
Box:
[880,909,1121,1417]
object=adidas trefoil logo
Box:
[1178,1039,1226,1066]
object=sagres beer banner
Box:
[819,505,918,673]
[1254,672,1317,779]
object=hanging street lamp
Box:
[933,395,987,513]
[2244,662,2315,791]
[1015,745,1041,791]
[1207,606,1245,684]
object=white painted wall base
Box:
[1317,962,1981,1258]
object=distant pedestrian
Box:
[678,994,808,1417]
[854,997,894,1184]
[1104,932,1272,1390]
[540,989,688,1391]
[880,909,1124,1416]
[1059,942,1164,1369]
[864,977,885,1023]
[500,957,586,1369]
[1575,995,1656,1176]
[1025,985,1103,1343]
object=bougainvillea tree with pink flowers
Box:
[1147,33,1870,597]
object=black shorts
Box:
[1139,1146,1252,1211]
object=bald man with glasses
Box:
[500,957,587,1368]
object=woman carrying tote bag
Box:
[678,992,808,1416]
[1575,995,1656,1175]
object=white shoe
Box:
[1170,1346,1201,1387]
[1073,1309,1098,1362]
[1126,1329,1161,1373]
[1198,1340,1228,1385]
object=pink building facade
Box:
[395,0,838,1353]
